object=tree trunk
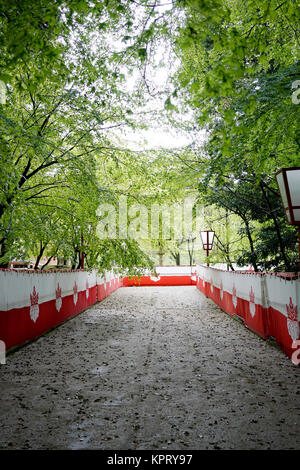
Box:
[260,181,291,271]
[72,245,80,269]
[170,251,180,265]
[76,251,82,269]
[0,238,9,268]
[34,241,46,270]
[187,238,195,266]
[41,253,57,270]
[243,217,259,272]
[226,258,235,271]
[158,241,164,266]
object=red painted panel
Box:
[266,306,294,358]
[122,275,192,287]
[244,304,267,339]
[2,289,92,350]
[196,277,296,356]
[1,280,120,352]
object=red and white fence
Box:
[123,266,196,286]
[1,265,299,362]
[0,269,122,351]
[195,264,300,360]
[96,270,122,301]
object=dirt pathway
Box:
[1,286,299,450]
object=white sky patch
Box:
[63,3,204,153]
[113,124,207,152]
[118,128,192,151]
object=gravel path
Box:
[1,286,299,450]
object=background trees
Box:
[171,0,300,271]
[1,1,299,272]
[0,1,160,272]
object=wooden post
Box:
[206,232,209,266]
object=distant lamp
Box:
[200,230,215,267]
[275,167,300,270]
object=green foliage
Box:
[168,0,300,271]
[1,0,299,272]
[0,1,164,271]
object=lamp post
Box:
[200,230,215,266]
[275,167,300,271]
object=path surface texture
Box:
[1,286,300,450]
